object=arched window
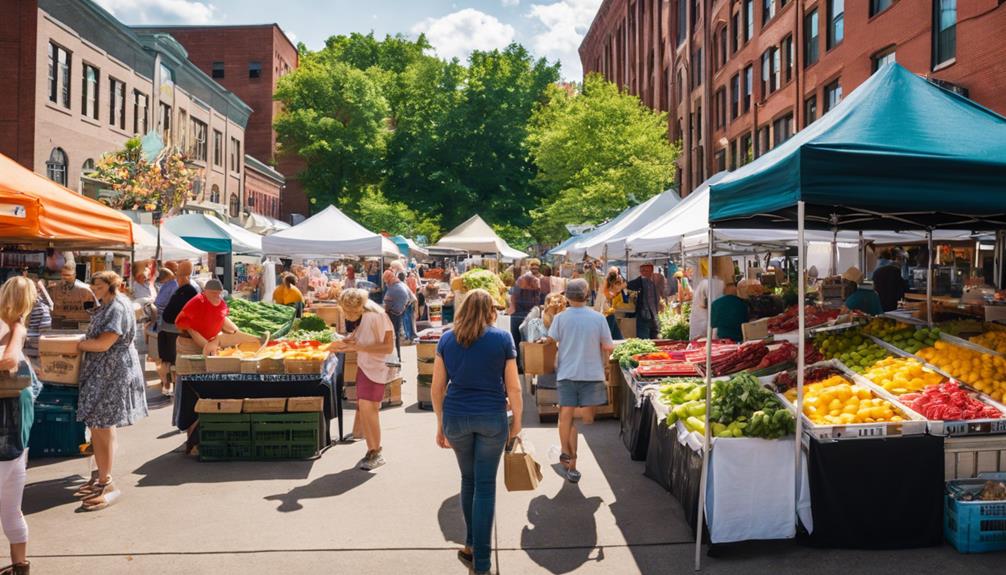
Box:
[46,148,67,186]
[210,184,220,204]
[229,193,239,218]
[82,158,95,174]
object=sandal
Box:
[559,453,572,468]
[73,471,99,498]
[457,547,473,569]
[80,481,121,511]
[0,561,30,575]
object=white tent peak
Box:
[261,204,399,258]
[435,215,529,260]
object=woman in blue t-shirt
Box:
[432,289,522,575]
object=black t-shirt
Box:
[872,265,906,312]
[162,284,199,325]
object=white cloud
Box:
[527,0,602,81]
[412,9,515,62]
[94,0,218,24]
[503,0,521,6]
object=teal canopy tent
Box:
[164,213,262,254]
[709,63,1006,230]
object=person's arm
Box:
[432,353,450,448]
[504,358,522,439]
[348,328,395,355]
[221,317,239,335]
[78,331,119,353]
[0,324,26,371]
[36,280,53,308]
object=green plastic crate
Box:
[36,384,79,408]
[252,440,319,460]
[250,412,319,445]
[28,404,86,459]
[199,412,319,461]
[199,413,252,445]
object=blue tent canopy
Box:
[709,63,1006,230]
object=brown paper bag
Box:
[504,437,543,492]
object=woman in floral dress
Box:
[75,271,148,511]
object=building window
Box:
[730,73,740,119]
[178,109,188,151]
[133,91,148,135]
[933,0,957,67]
[82,158,95,175]
[191,118,208,161]
[230,138,241,172]
[744,0,754,41]
[763,0,776,24]
[739,134,752,166]
[783,35,794,83]
[827,0,845,49]
[804,9,820,67]
[212,61,225,79]
[249,61,262,79]
[715,149,727,172]
[804,95,818,126]
[731,12,740,53]
[210,184,221,204]
[761,50,771,99]
[716,88,727,129]
[718,27,728,69]
[729,139,738,170]
[46,148,67,186]
[213,130,223,166]
[743,65,753,113]
[159,103,172,141]
[82,64,99,120]
[756,125,770,156]
[48,42,71,108]
[873,46,897,72]
[773,114,793,146]
[693,48,703,87]
[229,194,240,218]
[870,0,893,17]
[109,78,126,130]
[824,79,842,113]
[677,0,687,45]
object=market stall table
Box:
[619,367,659,460]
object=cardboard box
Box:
[205,356,241,373]
[520,341,557,375]
[286,396,324,412]
[345,379,402,405]
[242,398,287,413]
[195,398,243,413]
[240,357,284,374]
[417,359,434,376]
[49,282,94,322]
[147,332,160,362]
[417,342,437,361]
[38,335,84,385]
[617,317,637,339]
[175,355,206,375]
[343,360,358,383]
[311,305,342,326]
[217,331,261,348]
[284,358,324,374]
[536,386,559,406]
[741,318,770,341]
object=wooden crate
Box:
[283,358,324,374]
[195,399,244,414]
[344,379,402,408]
[242,398,287,413]
[417,359,434,376]
[204,356,241,373]
[945,435,1006,480]
[239,357,284,374]
[520,341,557,375]
[175,355,206,375]
[286,396,324,413]
[416,380,432,409]
[535,382,617,423]
[417,342,437,361]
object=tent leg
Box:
[927,230,934,327]
[695,228,714,571]
[858,231,865,274]
[795,201,806,534]
[830,228,838,277]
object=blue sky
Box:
[94,0,602,80]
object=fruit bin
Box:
[944,475,1006,553]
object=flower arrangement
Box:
[90,137,196,212]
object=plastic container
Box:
[945,475,1006,553]
[28,403,86,458]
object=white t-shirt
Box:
[548,306,613,382]
[354,310,396,383]
[689,278,725,340]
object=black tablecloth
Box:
[174,372,342,443]
[803,434,944,549]
[619,380,653,460]
[644,402,675,492]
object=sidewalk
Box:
[20,345,1005,574]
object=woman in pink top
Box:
[329,288,396,471]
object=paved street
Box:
[21,344,1006,574]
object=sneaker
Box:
[566,469,581,483]
[356,450,374,469]
[360,449,385,471]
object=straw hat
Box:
[841,266,863,284]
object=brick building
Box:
[0,0,250,214]
[579,0,1006,195]
[134,24,307,222]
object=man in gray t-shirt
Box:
[383,270,411,359]
[546,279,615,483]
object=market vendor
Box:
[841,267,883,316]
[272,273,305,316]
[174,279,239,357]
[710,283,750,343]
[628,264,664,339]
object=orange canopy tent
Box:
[0,152,133,248]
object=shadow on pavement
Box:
[263,467,375,512]
[23,475,87,515]
[437,493,467,546]
[520,480,604,574]
[132,449,315,487]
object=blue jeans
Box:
[442,412,509,573]
[605,314,623,340]
[403,302,416,340]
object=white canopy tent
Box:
[132,223,205,261]
[435,215,529,261]
[242,212,291,235]
[261,205,400,258]
[548,202,640,258]
[566,187,682,260]
[164,213,262,255]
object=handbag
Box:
[504,437,543,492]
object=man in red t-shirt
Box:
[175,279,239,355]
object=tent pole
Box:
[795,201,806,533]
[858,231,865,274]
[694,227,714,571]
[927,230,934,327]
[830,228,838,277]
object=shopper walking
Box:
[331,288,396,470]
[508,271,543,378]
[546,279,614,482]
[157,261,198,397]
[595,267,625,340]
[432,289,522,575]
[0,277,42,575]
[628,264,663,339]
[382,270,410,359]
[75,271,148,511]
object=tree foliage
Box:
[526,73,679,243]
[354,188,442,244]
[90,137,194,212]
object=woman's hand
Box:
[203,338,220,357]
[0,357,17,371]
[509,421,522,439]
[435,428,451,449]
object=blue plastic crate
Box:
[945,479,1006,553]
[28,404,86,459]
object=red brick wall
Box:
[580,0,1006,195]
[0,0,37,168]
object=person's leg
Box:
[470,414,508,573]
[510,315,525,375]
[558,406,576,467]
[358,399,381,454]
[443,416,475,556]
[89,428,112,483]
[606,314,623,340]
[0,452,29,565]
[390,314,402,359]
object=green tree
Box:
[526,73,679,243]
[352,188,442,243]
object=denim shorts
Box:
[557,380,608,407]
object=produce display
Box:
[861,318,941,354]
[634,362,699,378]
[772,365,843,392]
[685,340,768,376]
[953,479,1006,502]
[768,306,841,334]
[938,319,988,337]
[658,308,690,341]
[459,269,507,307]
[899,382,1003,421]
[812,328,890,373]
[612,339,660,369]
[282,329,337,344]
[660,374,795,439]
[784,375,907,425]
[217,340,329,361]
[295,315,329,332]
[917,341,1006,401]
[228,298,295,337]
[969,330,1006,354]
[860,357,945,396]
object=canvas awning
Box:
[132,223,205,261]
[391,236,431,260]
[261,205,399,258]
[708,63,1006,230]
[566,188,682,259]
[0,152,133,248]
[164,213,262,254]
[435,215,529,260]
